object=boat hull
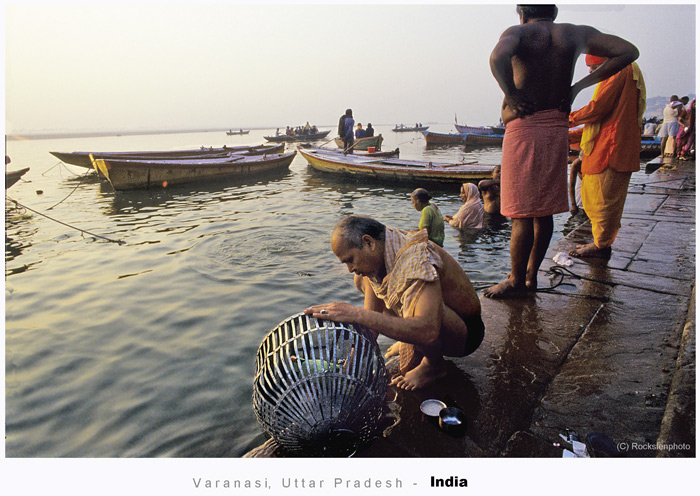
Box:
[422,131,465,145]
[463,133,504,146]
[333,134,383,151]
[5,167,30,189]
[92,151,296,190]
[50,144,283,168]
[300,146,399,158]
[298,147,495,184]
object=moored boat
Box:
[333,134,383,151]
[640,138,662,158]
[263,130,331,143]
[298,147,495,184]
[463,133,504,146]
[91,151,297,190]
[5,167,30,189]
[422,131,466,145]
[300,145,399,158]
[50,144,284,169]
[569,139,661,158]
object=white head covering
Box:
[451,183,484,229]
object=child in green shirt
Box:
[411,188,445,247]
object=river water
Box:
[4,123,640,457]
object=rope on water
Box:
[6,196,125,245]
[46,168,95,210]
[397,136,422,147]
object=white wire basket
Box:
[252,312,387,456]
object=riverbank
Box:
[246,154,695,458]
[365,154,695,457]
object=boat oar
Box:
[317,136,338,148]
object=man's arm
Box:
[304,281,443,346]
[570,25,639,102]
[490,26,536,119]
[569,158,581,215]
[569,66,628,126]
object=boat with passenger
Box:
[334,134,383,151]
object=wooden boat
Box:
[226,129,250,135]
[392,125,429,132]
[333,134,383,151]
[298,147,495,184]
[91,151,296,190]
[50,144,284,169]
[263,130,331,143]
[300,145,400,158]
[5,167,30,189]
[422,131,466,145]
[463,133,504,146]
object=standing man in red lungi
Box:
[567,55,646,258]
[484,4,639,298]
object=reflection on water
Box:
[3,127,623,457]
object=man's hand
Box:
[303,302,360,324]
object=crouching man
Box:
[304,215,483,390]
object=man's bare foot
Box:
[390,359,446,390]
[569,243,611,258]
[525,278,537,291]
[385,342,401,359]
[482,278,528,298]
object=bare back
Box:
[510,22,580,111]
[492,20,639,121]
[432,244,481,319]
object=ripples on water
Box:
[4,125,593,457]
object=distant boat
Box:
[226,129,250,135]
[263,130,331,143]
[298,147,496,184]
[392,124,429,132]
[333,134,383,151]
[50,144,284,169]
[5,167,30,189]
[90,151,297,190]
[422,131,503,147]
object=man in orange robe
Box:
[568,54,646,258]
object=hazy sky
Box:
[3,2,697,134]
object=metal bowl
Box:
[420,399,447,417]
[438,406,467,436]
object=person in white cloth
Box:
[444,183,485,229]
